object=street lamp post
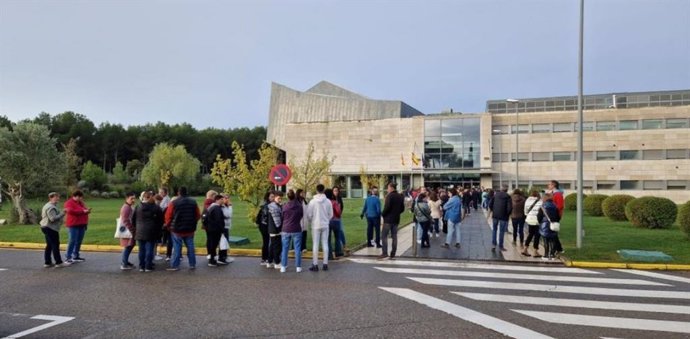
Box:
[507,99,520,189]
[491,129,503,188]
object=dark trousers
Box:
[432,218,440,233]
[524,225,541,249]
[258,224,269,261]
[543,237,557,258]
[366,216,381,245]
[206,230,222,260]
[420,220,430,247]
[381,223,398,257]
[162,229,173,258]
[511,217,526,244]
[442,219,448,233]
[301,230,308,251]
[554,235,563,252]
[268,234,281,265]
[41,227,62,265]
[219,229,229,261]
[328,220,343,258]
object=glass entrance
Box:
[423,172,481,189]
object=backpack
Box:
[259,204,270,227]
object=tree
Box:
[359,165,386,197]
[0,123,66,224]
[211,141,278,223]
[140,143,201,190]
[0,115,14,131]
[80,161,107,190]
[125,159,144,178]
[63,138,82,188]
[111,161,130,184]
[288,142,334,192]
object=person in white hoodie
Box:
[306,184,333,272]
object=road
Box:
[1,249,689,338]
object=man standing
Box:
[379,182,405,260]
[489,184,512,252]
[164,186,200,271]
[64,190,91,263]
[361,187,382,248]
[306,184,333,272]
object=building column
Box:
[346,176,352,199]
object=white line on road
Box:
[612,269,690,285]
[349,258,601,274]
[374,267,667,286]
[0,268,7,271]
[514,310,690,334]
[1,315,75,339]
[408,277,690,299]
[380,287,554,339]
[455,292,690,314]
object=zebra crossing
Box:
[349,258,690,338]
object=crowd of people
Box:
[37,180,565,270]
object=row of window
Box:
[491,149,690,162]
[491,117,689,134]
[492,180,689,191]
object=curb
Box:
[562,257,690,270]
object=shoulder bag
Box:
[540,207,560,232]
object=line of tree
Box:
[0,111,266,173]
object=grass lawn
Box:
[558,210,690,264]
[0,197,413,251]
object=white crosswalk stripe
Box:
[360,258,690,338]
[374,267,668,286]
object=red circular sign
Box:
[269,164,292,186]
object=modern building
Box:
[267,81,690,202]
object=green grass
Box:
[558,210,690,264]
[0,197,413,250]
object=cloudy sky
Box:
[1,0,688,129]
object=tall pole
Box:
[576,0,585,249]
[515,105,519,189]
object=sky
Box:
[1,0,688,129]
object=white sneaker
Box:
[154,255,164,261]
[296,267,302,273]
[280,266,286,273]
[274,264,282,270]
[266,262,272,268]
[224,257,235,263]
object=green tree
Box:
[0,123,66,224]
[288,141,334,192]
[111,161,130,184]
[80,161,107,190]
[211,141,278,223]
[0,115,14,130]
[140,143,201,190]
[63,137,82,188]
[125,159,144,178]
[359,165,386,196]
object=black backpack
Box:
[258,204,269,227]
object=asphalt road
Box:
[1,249,689,338]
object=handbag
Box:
[219,234,229,250]
[113,217,133,239]
[540,207,560,232]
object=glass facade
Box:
[424,118,481,169]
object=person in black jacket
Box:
[379,182,405,260]
[133,191,164,272]
[205,194,226,267]
[489,184,513,252]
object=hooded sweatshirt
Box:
[306,193,333,230]
[281,199,304,233]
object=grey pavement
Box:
[2,249,690,338]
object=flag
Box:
[411,152,421,166]
[401,153,406,166]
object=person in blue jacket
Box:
[537,193,561,260]
[441,188,462,248]
[360,187,382,248]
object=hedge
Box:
[625,196,678,229]
[678,201,690,239]
[565,192,587,211]
[602,194,635,221]
[583,194,609,216]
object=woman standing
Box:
[413,193,432,248]
[296,189,308,253]
[522,190,543,257]
[537,193,560,260]
[325,189,343,260]
[510,189,526,246]
[133,191,164,272]
[119,192,137,270]
[39,192,70,268]
[280,190,304,272]
[218,194,233,264]
[256,191,274,266]
[428,192,442,238]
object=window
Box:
[666,149,688,159]
[492,153,500,163]
[642,119,663,129]
[596,121,616,131]
[583,151,594,161]
[667,180,688,190]
[492,125,510,134]
[553,152,572,161]
[511,152,529,161]
[553,123,572,132]
[510,124,530,134]
[532,124,551,133]
[666,118,689,129]
[575,122,594,131]
[597,181,616,190]
[643,150,663,160]
[643,180,664,190]
[596,151,616,160]
[618,120,638,130]
[532,152,550,161]
[620,180,640,190]
[425,119,441,137]
[619,150,640,160]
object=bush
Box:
[77,180,88,189]
[109,191,120,199]
[565,192,587,211]
[678,201,690,239]
[584,194,609,216]
[625,196,678,229]
[100,191,110,199]
[89,190,100,198]
[602,194,635,221]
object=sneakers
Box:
[208,260,218,267]
[296,267,302,273]
[55,262,71,268]
[454,243,461,248]
[139,268,145,272]
[120,264,133,270]
[441,243,449,248]
[377,254,388,260]
[73,257,86,262]
[274,263,281,270]
[154,255,164,261]
[266,262,272,268]
[44,264,53,268]
[260,260,267,266]
[224,257,235,263]
[166,267,180,271]
[65,259,75,264]
[309,264,319,272]
[280,266,286,273]
[217,259,229,265]
[165,257,171,262]
[322,264,329,271]
[366,242,374,247]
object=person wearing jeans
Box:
[164,186,200,271]
[280,190,304,272]
[441,189,462,248]
[325,189,343,259]
[64,190,91,262]
[522,190,543,257]
[379,182,405,259]
[361,187,382,247]
[39,192,69,268]
[133,191,164,272]
[119,192,137,270]
[510,189,527,246]
[489,184,512,252]
[306,184,333,272]
[170,233,197,269]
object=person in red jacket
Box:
[64,190,91,263]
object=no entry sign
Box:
[269,164,292,186]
